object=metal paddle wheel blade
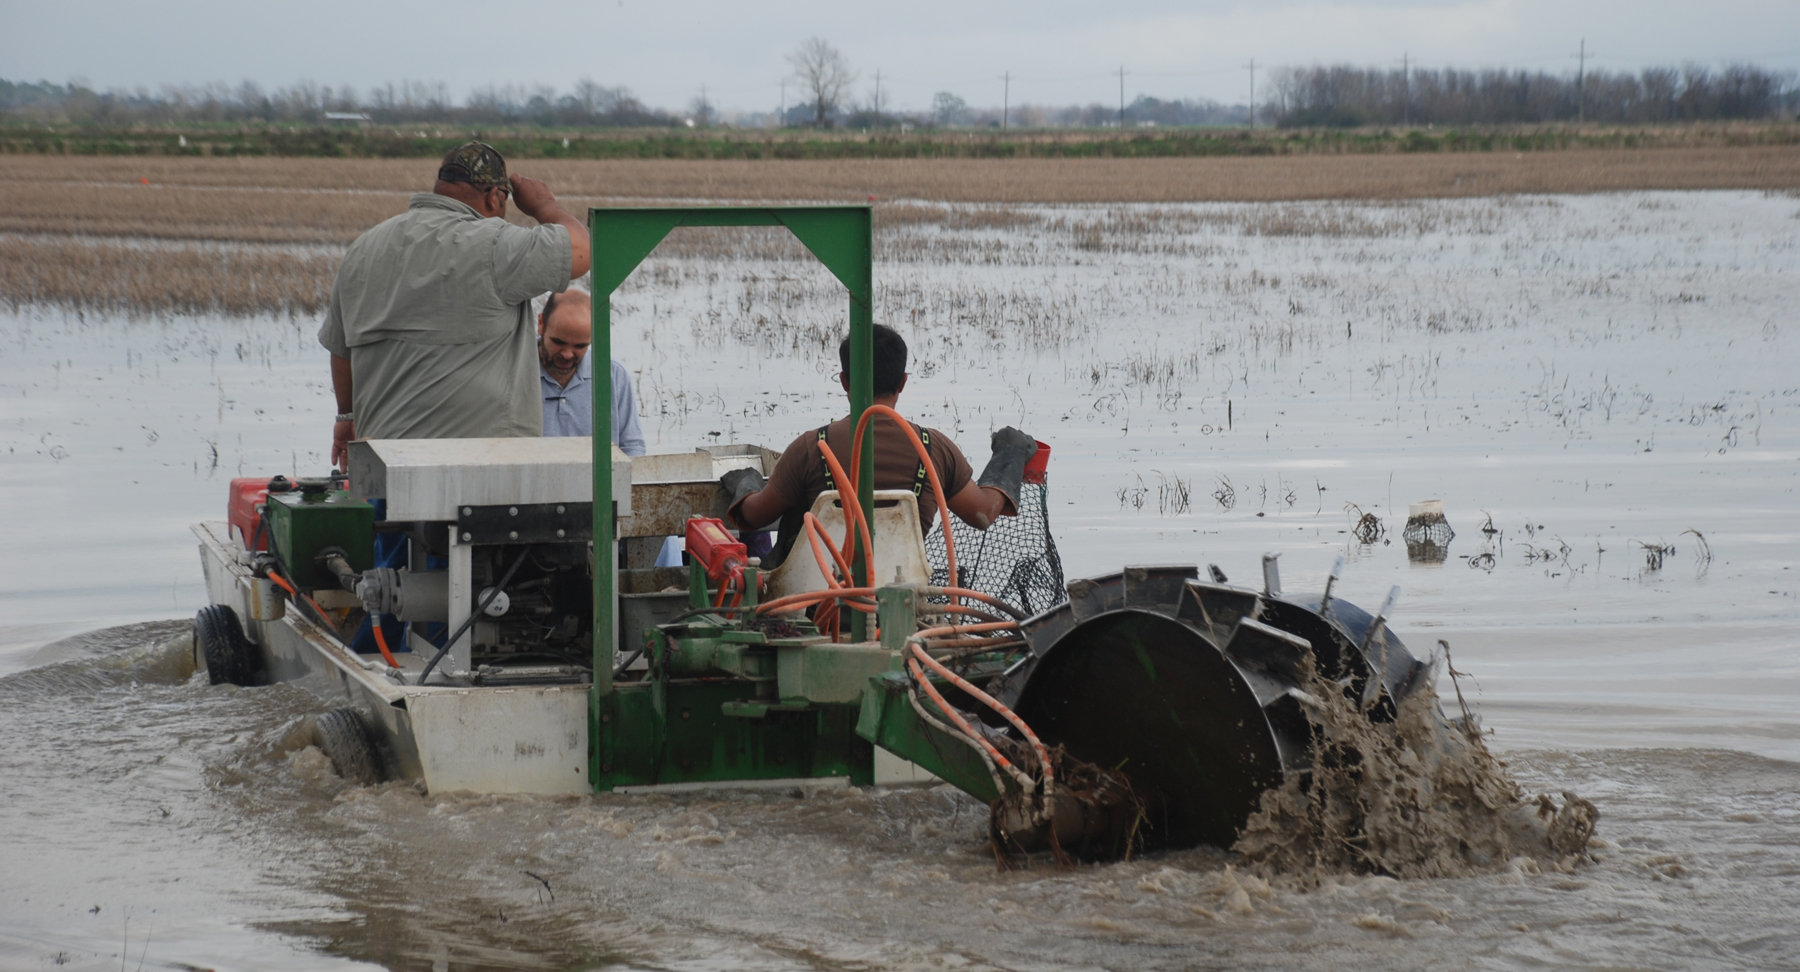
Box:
[1004,564,1430,852]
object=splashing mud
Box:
[1,623,1797,970]
[1236,644,1598,883]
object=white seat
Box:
[764,490,933,600]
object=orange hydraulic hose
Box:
[909,638,1054,806]
[266,570,296,596]
[268,569,398,668]
[850,405,957,593]
[757,586,877,614]
[914,620,1019,638]
[813,439,876,577]
[924,636,1026,652]
[936,587,1028,618]
[369,616,402,669]
[906,655,1023,780]
[802,512,854,587]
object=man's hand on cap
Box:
[510,176,558,221]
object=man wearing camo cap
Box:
[321,140,592,466]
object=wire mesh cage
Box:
[1402,499,1455,563]
[925,447,1066,616]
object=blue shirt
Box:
[541,355,647,455]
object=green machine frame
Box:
[586,205,878,791]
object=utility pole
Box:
[1576,38,1586,124]
[1402,52,1409,126]
[1117,65,1127,128]
[700,83,707,125]
[779,79,786,127]
[873,68,882,124]
[1247,58,1256,128]
[1002,70,1011,130]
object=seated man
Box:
[724,324,1037,568]
[537,288,647,455]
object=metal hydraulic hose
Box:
[415,547,530,686]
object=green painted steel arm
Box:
[856,671,1005,804]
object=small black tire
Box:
[196,604,256,686]
[313,708,384,786]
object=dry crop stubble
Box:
[2,147,1795,317]
[0,183,410,244]
[4,145,1796,202]
[0,237,336,317]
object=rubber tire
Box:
[313,708,384,786]
[195,604,256,686]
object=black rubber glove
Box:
[977,427,1037,515]
[720,467,766,528]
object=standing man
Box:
[322,141,591,467]
[538,288,647,455]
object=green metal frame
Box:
[588,206,874,788]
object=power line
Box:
[1576,38,1588,123]
[1246,58,1256,128]
[1112,65,1127,127]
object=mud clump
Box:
[1233,644,1597,885]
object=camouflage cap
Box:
[437,140,508,189]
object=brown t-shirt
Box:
[763,413,974,536]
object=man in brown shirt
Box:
[723,325,1039,568]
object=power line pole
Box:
[699,83,707,125]
[1402,52,1410,126]
[1247,58,1256,128]
[1001,70,1011,130]
[1576,38,1586,124]
[873,68,882,123]
[1117,65,1127,128]
[779,79,786,127]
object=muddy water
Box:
[1,191,1797,969]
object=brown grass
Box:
[0,237,337,317]
[1,147,1792,317]
[0,182,410,244]
[4,145,1795,207]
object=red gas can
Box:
[228,477,272,551]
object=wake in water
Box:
[1235,640,1599,884]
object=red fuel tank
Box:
[228,476,276,550]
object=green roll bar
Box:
[588,206,875,701]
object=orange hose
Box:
[370,615,401,669]
[813,439,876,580]
[907,655,1020,776]
[909,639,1053,802]
[914,621,1019,638]
[267,569,397,667]
[757,586,877,614]
[802,512,854,587]
[925,636,1025,651]
[850,405,957,593]
[937,587,1028,617]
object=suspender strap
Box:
[912,428,931,498]
[820,423,932,499]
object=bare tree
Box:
[787,37,856,127]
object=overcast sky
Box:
[5,0,1797,114]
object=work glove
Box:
[720,467,766,528]
[977,427,1037,516]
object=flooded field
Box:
[1,190,1797,970]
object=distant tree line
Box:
[3,54,1795,132]
[0,77,673,128]
[1269,63,1798,127]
